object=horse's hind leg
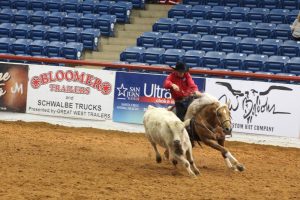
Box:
[186,149,200,175]
[150,142,162,163]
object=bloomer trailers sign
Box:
[206,78,300,138]
[26,65,115,120]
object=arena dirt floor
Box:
[0,121,299,200]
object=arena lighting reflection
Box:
[1,54,300,83]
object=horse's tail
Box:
[167,121,184,156]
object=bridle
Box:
[216,105,232,130]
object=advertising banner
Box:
[206,78,300,138]
[113,72,205,124]
[0,63,28,113]
[27,65,116,120]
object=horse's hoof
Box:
[156,156,162,163]
[237,164,245,172]
[194,169,200,175]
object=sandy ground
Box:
[0,120,300,200]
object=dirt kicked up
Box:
[0,121,299,200]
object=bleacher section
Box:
[119,1,300,80]
[0,0,147,60]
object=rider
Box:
[163,61,202,121]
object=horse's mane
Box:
[184,93,219,121]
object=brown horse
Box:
[184,93,245,172]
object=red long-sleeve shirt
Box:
[164,72,199,101]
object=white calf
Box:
[143,105,200,177]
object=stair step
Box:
[146,4,173,11]
[101,37,137,45]
[101,44,128,52]
[114,30,144,38]
[124,24,152,32]
[132,10,167,18]
[131,17,159,24]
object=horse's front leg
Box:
[201,138,244,172]
[216,139,245,172]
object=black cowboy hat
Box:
[171,61,189,72]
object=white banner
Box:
[26,65,116,120]
[206,78,300,138]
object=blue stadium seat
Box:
[218,36,241,53]
[80,13,100,29]
[0,23,16,38]
[11,24,33,39]
[254,71,274,82]
[182,0,203,5]
[247,8,270,23]
[286,9,299,24]
[222,52,247,70]
[191,20,216,35]
[45,26,67,42]
[227,7,250,22]
[273,24,292,40]
[141,47,165,65]
[173,18,196,34]
[30,11,50,25]
[274,72,297,84]
[0,38,16,53]
[158,32,181,49]
[285,57,300,75]
[46,12,67,26]
[281,0,299,10]
[177,34,201,50]
[244,54,268,72]
[79,0,97,14]
[206,0,223,6]
[202,51,226,69]
[14,10,33,24]
[211,68,232,78]
[213,20,236,36]
[12,0,29,10]
[264,55,289,73]
[182,50,205,68]
[61,42,83,60]
[29,25,50,40]
[242,0,261,8]
[94,14,116,36]
[129,0,145,9]
[0,9,17,23]
[258,39,283,56]
[45,41,66,57]
[261,0,281,9]
[152,18,177,33]
[0,0,11,9]
[198,35,221,51]
[29,0,45,11]
[192,67,211,77]
[224,0,240,7]
[80,28,101,50]
[45,0,63,12]
[266,9,289,24]
[188,5,211,20]
[278,40,300,57]
[63,27,83,43]
[120,46,145,63]
[232,21,255,37]
[232,69,253,80]
[63,12,83,27]
[111,1,132,23]
[253,23,276,39]
[10,38,32,54]
[95,1,114,15]
[168,4,192,19]
[62,0,79,13]
[207,6,230,21]
[161,48,185,66]
[28,39,49,56]
[238,37,262,54]
[137,31,162,48]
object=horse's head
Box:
[216,103,232,135]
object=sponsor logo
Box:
[216,81,292,123]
